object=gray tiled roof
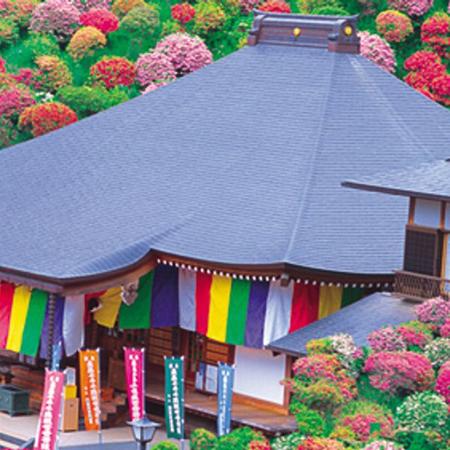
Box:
[343,159,450,201]
[1,44,450,280]
[268,292,417,355]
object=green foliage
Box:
[0,19,19,48]
[120,5,160,38]
[311,5,350,15]
[190,428,218,450]
[215,427,266,450]
[152,442,178,450]
[24,33,61,59]
[271,432,304,450]
[290,402,325,436]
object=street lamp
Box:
[127,416,161,450]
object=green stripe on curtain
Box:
[119,271,154,329]
[226,279,251,345]
[341,287,364,308]
[20,290,48,357]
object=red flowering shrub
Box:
[11,68,40,89]
[359,31,396,73]
[18,102,77,136]
[435,361,450,405]
[397,323,432,349]
[376,10,413,43]
[430,74,450,105]
[0,57,5,72]
[67,26,106,60]
[0,85,35,118]
[171,3,195,26]
[297,437,345,450]
[421,12,450,59]
[259,0,291,13]
[79,9,119,34]
[363,351,434,394]
[135,51,176,87]
[387,0,433,16]
[248,440,271,450]
[90,56,135,88]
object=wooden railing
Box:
[394,270,450,301]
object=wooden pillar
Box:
[46,293,57,369]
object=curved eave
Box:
[0,249,394,296]
[342,180,450,203]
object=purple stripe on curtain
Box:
[244,281,269,348]
[151,265,179,328]
[40,297,65,359]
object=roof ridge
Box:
[284,51,338,260]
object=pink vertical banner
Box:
[124,347,145,421]
[34,369,64,450]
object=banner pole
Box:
[97,348,103,447]
[142,347,146,417]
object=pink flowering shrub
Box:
[435,361,450,405]
[30,0,80,41]
[387,0,433,16]
[363,441,404,450]
[0,57,5,73]
[79,9,119,34]
[11,68,39,89]
[72,0,111,12]
[363,351,434,394]
[359,31,396,73]
[155,33,212,75]
[440,318,450,337]
[376,10,413,43]
[135,52,176,87]
[421,12,450,59]
[142,81,169,94]
[416,297,450,327]
[0,85,35,118]
[259,0,291,13]
[397,323,432,349]
[297,437,345,450]
[368,327,406,352]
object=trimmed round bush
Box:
[416,297,450,327]
[440,318,450,337]
[90,56,135,88]
[0,18,19,47]
[376,10,413,43]
[363,441,404,450]
[72,0,111,12]
[297,437,345,450]
[190,428,217,450]
[19,102,77,136]
[363,351,434,394]
[421,12,450,59]
[152,442,178,450]
[35,55,72,92]
[271,432,303,450]
[387,0,433,17]
[111,0,145,18]
[155,33,212,75]
[30,0,80,41]
[193,1,226,35]
[171,3,196,26]
[435,361,450,405]
[136,51,176,87]
[23,32,60,58]
[359,31,396,73]
[311,6,349,15]
[0,85,35,118]
[120,5,159,38]
[424,338,450,368]
[0,0,39,28]
[368,326,406,352]
[396,391,448,434]
[79,9,119,34]
[259,0,291,13]
[67,26,106,60]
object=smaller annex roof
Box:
[267,292,416,356]
[343,159,450,202]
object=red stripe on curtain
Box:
[0,282,15,348]
[289,282,320,332]
[196,273,213,335]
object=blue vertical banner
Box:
[164,356,185,440]
[217,362,235,436]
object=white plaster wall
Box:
[414,199,440,228]
[234,347,286,405]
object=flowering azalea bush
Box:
[35,56,72,92]
[421,12,450,59]
[189,428,217,450]
[0,0,39,28]
[387,0,433,16]
[79,9,119,34]
[67,26,106,60]
[363,351,434,394]
[120,5,159,38]
[376,10,413,43]
[156,33,212,75]
[18,102,77,136]
[424,338,450,368]
[193,1,226,35]
[435,361,450,405]
[297,437,345,450]
[171,3,196,26]
[359,32,396,73]
[363,441,404,450]
[90,56,135,88]
[416,297,450,327]
[248,440,271,450]
[259,0,291,13]
[71,0,111,12]
[240,0,260,14]
[0,85,35,118]
[30,0,80,41]
[440,318,450,337]
[271,432,303,450]
[135,51,176,87]
[368,326,406,352]
[111,0,144,18]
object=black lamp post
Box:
[127,416,160,450]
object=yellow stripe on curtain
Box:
[94,287,122,328]
[207,276,232,342]
[6,285,32,352]
[318,285,343,320]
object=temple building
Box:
[1,11,450,432]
